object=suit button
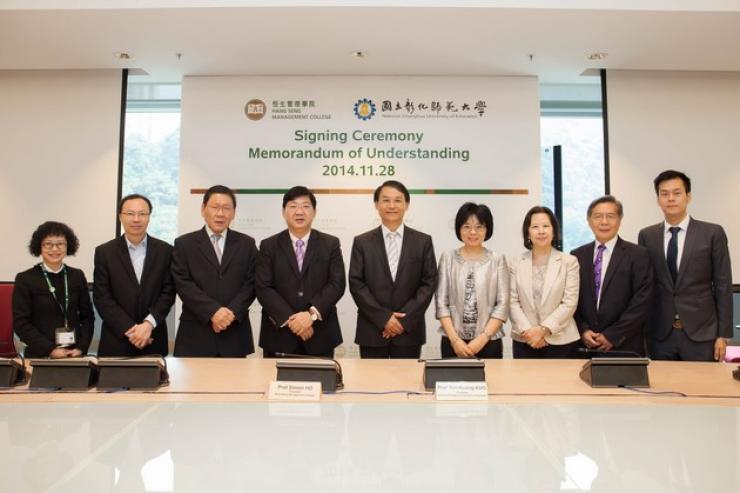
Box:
[219,274,223,280]
[298,291,304,297]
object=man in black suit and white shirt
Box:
[638,170,733,361]
[256,186,345,357]
[571,195,653,356]
[171,185,258,357]
[349,180,438,359]
[94,194,176,356]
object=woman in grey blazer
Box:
[509,206,580,358]
[435,203,509,358]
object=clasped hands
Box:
[451,334,489,358]
[126,320,155,349]
[286,311,315,341]
[521,326,550,349]
[581,329,614,351]
[382,312,406,339]
[211,307,236,333]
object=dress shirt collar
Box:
[205,225,228,242]
[125,234,148,251]
[381,223,404,240]
[599,235,618,252]
[664,215,690,234]
[289,230,311,247]
[42,262,65,274]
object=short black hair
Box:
[454,202,493,242]
[522,206,561,250]
[118,193,152,214]
[28,221,80,256]
[203,185,237,208]
[373,180,410,203]
[587,195,623,218]
[282,186,316,209]
[653,170,691,195]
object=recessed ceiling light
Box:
[587,52,607,61]
[114,52,133,60]
[351,51,367,59]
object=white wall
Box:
[0,70,122,280]
[607,70,740,281]
[180,75,542,357]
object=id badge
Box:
[55,327,76,347]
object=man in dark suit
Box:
[349,180,438,358]
[256,186,345,357]
[571,195,653,356]
[171,185,258,357]
[638,170,733,361]
[94,194,176,356]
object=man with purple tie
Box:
[571,196,653,356]
[256,186,346,357]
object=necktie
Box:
[387,232,400,281]
[211,234,223,264]
[667,226,680,283]
[295,239,305,271]
[593,243,606,303]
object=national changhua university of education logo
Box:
[244,99,267,121]
[353,98,376,121]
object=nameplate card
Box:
[435,381,488,401]
[268,380,322,401]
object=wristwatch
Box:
[309,306,319,322]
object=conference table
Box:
[2,359,739,492]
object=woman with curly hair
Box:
[12,221,94,358]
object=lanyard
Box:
[39,264,69,328]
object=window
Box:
[122,81,181,244]
[540,83,606,252]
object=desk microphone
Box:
[0,351,27,386]
[577,348,644,358]
[274,352,344,389]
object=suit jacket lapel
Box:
[373,227,394,285]
[394,227,412,281]
[676,218,696,287]
[220,229,238,271]
[582,242,598,312]
[116,236,140,286]
[600,237,625,297]
[300,230,319,276]
[653,223,673,286]
[196,227,221,269]
[279,230,301,278]
[139,235,156,286]
[520,251,535,308]
[540,250,560,304]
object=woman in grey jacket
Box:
[435,203,509,358]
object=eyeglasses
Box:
[121,211,151,218]
[41,241,67,250]
[461,224,486,232]
[207,205,234,213]
[591,213,619,221]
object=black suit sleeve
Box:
[12,272,56,357]
[569,248,589,334]
[601,248,654,347]
[226,237,257,322]
[256,238,295,326]
[171,237,222,325]
[309,237,346,318]
[399,235,438,333]
[147,245,176,325]
[93,246,136,337]
[712,226,733,338]
[349,238,394,330]
[75,270,95,354]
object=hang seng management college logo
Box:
[353,98,376,120]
